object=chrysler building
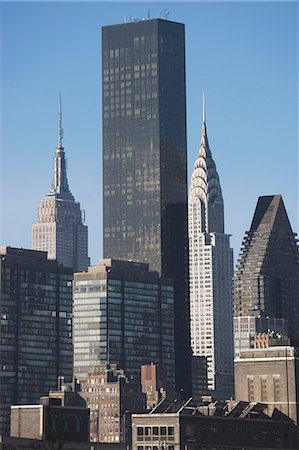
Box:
[188,97,234,399]
[32,97,89,272]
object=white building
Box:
[188,98,234,399]
[32,97,89,272]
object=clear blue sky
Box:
[1,1,298,266]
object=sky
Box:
[1,1,298,266]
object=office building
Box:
[73,259,175,387]
[132,396,298,450]
[191,356,208,398]
[80,363,146,443]
[188,100,234,399]
[102,19,190,393]
[32,97,89,272]
[234,195,299,341]
[0,247,73,436]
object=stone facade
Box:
[188,99,234,399]
[235,345,299,424]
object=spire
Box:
[189,96,224,234]
[201,93,208,147]
[58,92,63,149]
[47,96,74,202]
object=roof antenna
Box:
[58,92,64,149]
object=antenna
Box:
[162,9,170,20]
[58,92,64,148]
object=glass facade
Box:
[0,247,73,436]
[102,19,190,393]
[73,260,175,388]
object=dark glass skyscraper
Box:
[102,19,190,393]
[234,195,299,340]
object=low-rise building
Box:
[10,387,89,443]
[141,363,167,410]
[132,396,298,450]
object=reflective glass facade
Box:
[0,247,73,436]
[102,19,190,393]
[73,260,175,388]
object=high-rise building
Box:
[188,99,234,399]
[73,259,175,387]
[32,97,89,272]
[234,195,299,341]
[102,19,190,393]
[80,363,146,443]
[0,247,73,436]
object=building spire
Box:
[58,92,63,149]
[202,91,206,125]
[47,97,74,201]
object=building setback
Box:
[188,99,234,399]
[102,19,191,394]
[73,259,175,387]
[0,247,73,436]
[32,97,89,272]
[234,195,299,341]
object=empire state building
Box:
[32,97,89,272]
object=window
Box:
[137,427,144,436]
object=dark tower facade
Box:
[234,195,299,340]
[102,19,190,393]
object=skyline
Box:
[1,1,298,266]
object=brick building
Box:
[80,364,146,443]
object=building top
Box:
[74,259,174,285]
[46,95,74,202]
[236,345,298,360]
[0,247,72,272]
[249,195,293,234]
[102,17,184,31]
[189,96,224,234]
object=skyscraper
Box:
[234,195,299,341]
[0,247,73,436]
[32,97,89,272]
[73,259,175,388]
[188,99,234,399]
[102,19,190,393]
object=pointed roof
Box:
[250,195,293,234]
[47,96,74,202]
[189,96,224,233]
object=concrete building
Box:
[188,98,234,399]
[234,195,299,342]
[73,259,175,387]
[102,18,191,394]
[235,344,299,424]
[132,396,298,450]
[141,363,168,410]
[32,96,89,272]
[233,315,288,357]
[10,389,89,443]
[0,247,73,436]
[80,364,145,443]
